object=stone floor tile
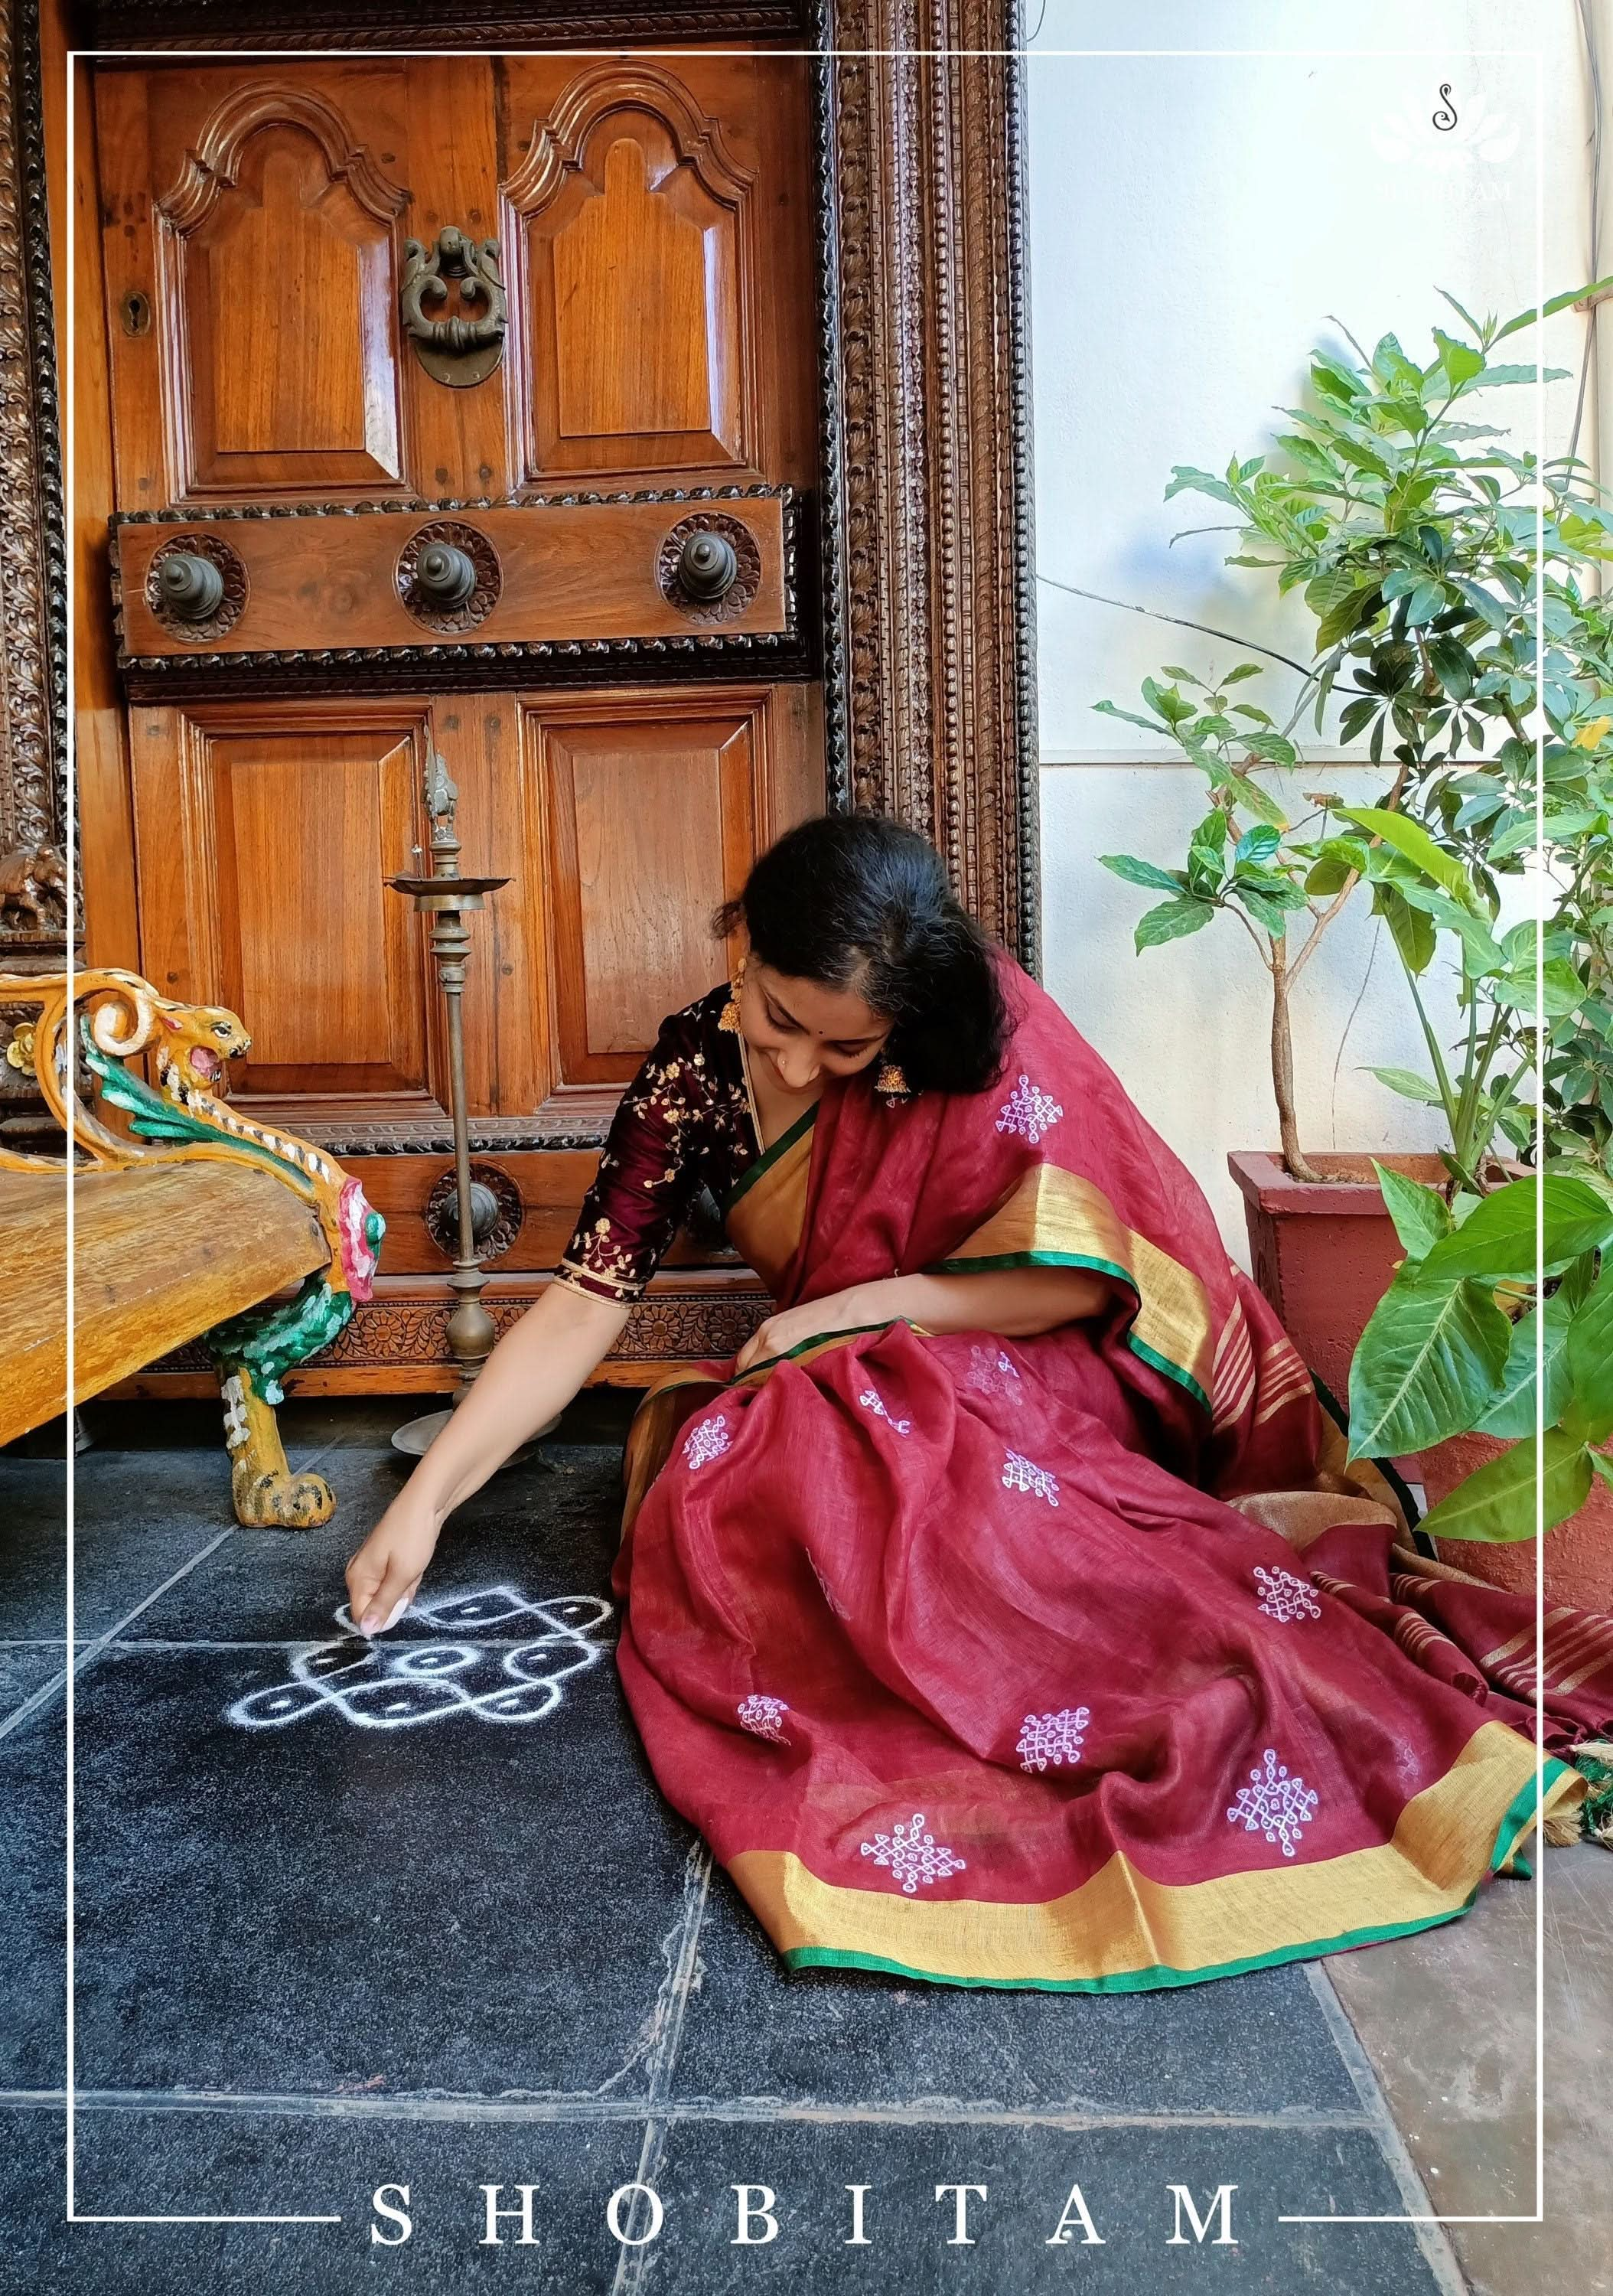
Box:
[0,2104,646,2296]
[672,1855,1358,2115]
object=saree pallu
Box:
[611,964,1603,1991]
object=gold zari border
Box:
[728,1721,1572,1985]
[940,1165,1214,1403]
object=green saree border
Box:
[928,1245,1212,1412]
[777,1756,1569,1993]
[724,1101,818,1213]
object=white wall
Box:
[1027,0,1595,1250]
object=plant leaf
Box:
[1099,853,1187,895]
[1347,1274,1513,1457]
[1363,1064,1445,1106]
[1371,1159,1452,1259]
[1337,805,1471,900]
[1565,1264,1613,1443]
[1134,897,1217,951]
[1475,1291,1575,1439]
[1417,1430,1594,1542]
[1418,1174,1613,1283]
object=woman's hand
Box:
[345,1486,443,1636]
[338,1281,631,1634]
[734,1286,885,1375]
[733,1264,1117,1376]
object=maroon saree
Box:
[611,960,1603,1990]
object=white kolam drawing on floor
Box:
[226,1584,614,1730]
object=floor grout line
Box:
[1303,1962,1471,2295]
[0,1439,350,1741]
[611,1844,714,2296]
[0,2086,1379,2133]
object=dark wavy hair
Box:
[714,814,1012,1095]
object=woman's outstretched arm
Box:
[734,1266,1114,1374]
[344,1280,629,1633]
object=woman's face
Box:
[739,957,891,1096]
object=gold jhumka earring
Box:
[875,1057,910,1100]
[719,954,747,1032]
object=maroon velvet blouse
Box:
[554,983,765,1305]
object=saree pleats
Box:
[611,962,1605,1991]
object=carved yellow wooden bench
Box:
[0,970,384,1526]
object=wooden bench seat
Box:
[0,967,385,1526]
[0,1163,327,1446]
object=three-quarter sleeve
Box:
[553,1019,712,1305]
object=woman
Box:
[347,815,1605,1992]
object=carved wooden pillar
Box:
[820,0,1040,970]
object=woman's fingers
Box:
[736,1318,780,1374]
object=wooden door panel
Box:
[96,65,418,507]
[130,701,440,1110]
[500,54,816,491]
[524,685,816,1096]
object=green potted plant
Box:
[1097,278,1612,1409]
[1347,1166,1613,1605]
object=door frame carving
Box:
[0,0,67,963]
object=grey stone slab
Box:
[0,2105,645,2296]
[672,1861,1359,2116]
[1327,1845,1613,2296]
[3,1639,696,2102]
[641,2116,1445,2294]
[123,1447,626,1643]
[0,1692,64,2089]
[0,1644,66,1724]
[0,1452,232,1641]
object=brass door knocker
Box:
[399,227,507,387]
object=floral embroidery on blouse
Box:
[553,985,761,1306]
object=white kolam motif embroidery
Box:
[1227,1746,1319,1857]
[1002,1449,1061,1505]
[859,1385,911,1434]
[995,1072,1064,1146]
[683,1414,731,1470]
[1017,1706,1091,1771]
[737,1694,790,1743]
[967,1344,1024,1404]
[1253,1564,1322,1623]
[859,1812,967,1894]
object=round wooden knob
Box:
[676,530,738,601]
[413,541,478,608]
[155,550,226,621]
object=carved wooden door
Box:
[87,49,821,1385]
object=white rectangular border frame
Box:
[60,31,1553,2236]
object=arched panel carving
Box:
[502,61,761,485]
[153,85,412,502]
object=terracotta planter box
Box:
[1227,1150,1447,1414]
[1230,1149,1613,1609]
[1413,1432,1613,1611]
